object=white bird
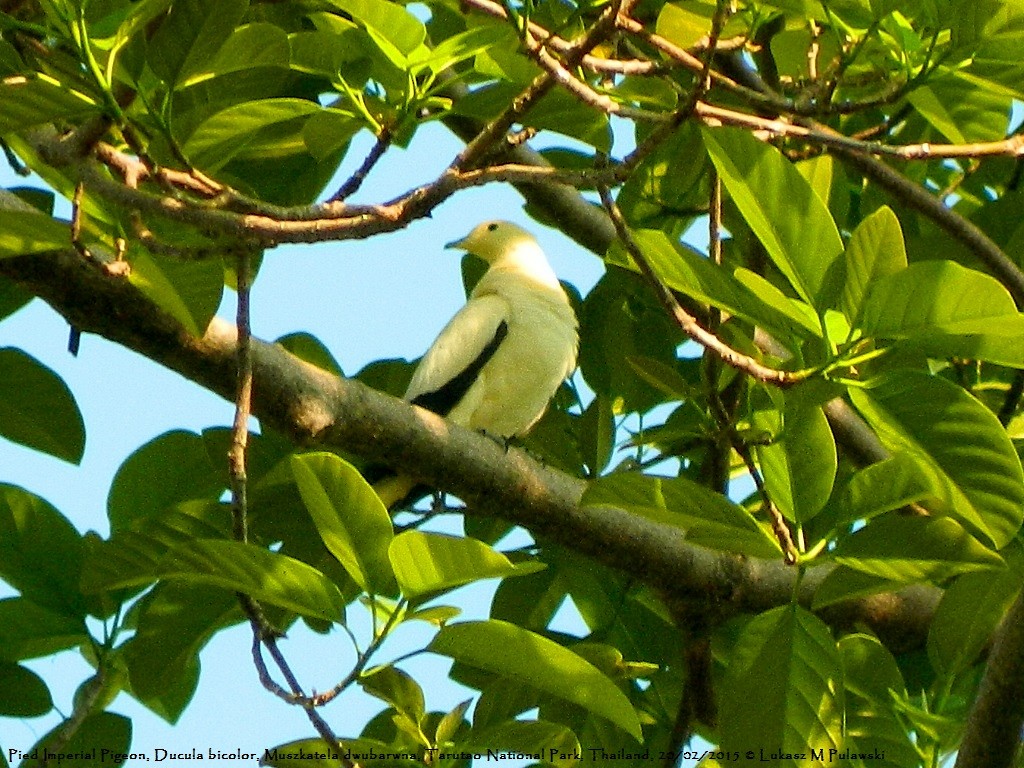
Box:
[374,220,578,508]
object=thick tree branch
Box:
[0,247,937,653]
[954,590,1024,768]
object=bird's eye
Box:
[487,223,499,231]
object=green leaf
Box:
[81,503,229,594]
[410,25,507,76]
[583,473,782,558]
[29,712,132,768]
[0,347,85,463]
[704,127,843,309]
[276,332,344,376]
[128,251,223,336]
[359,665,425,723]
[834,515,1004,582]
[841,206,907,324]
[907,72,1011,143]
[465,720,581,768]
[429,620,643,740]
[184,98,325,171]
[389,532,534,600]
[0,74,98,133]
[185,22,290,82]
[0,484,86,618]
[719,605,842,765]
[325,0,426,56]
[0,597,86,661]
[0,660,51,716]
[835,453,933,525]
[93,538,347,622]
[756,404,836,523]
[173,540,348,621]
[290,452,396,595]
[147,0,250,86]
[579,394,615,476]
[107,430,224,533]
[811,566,906,610]
[839,635,919,768]
[0,208,70,258]
[616,229,818,345]
[860,260,1020,338]
[0,276,32,320]
[928,540,1024,677]
[123,583,241,714]
[850,373,1024,547]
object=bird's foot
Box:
[479,429,513,453]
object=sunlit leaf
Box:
[850,373,1024,547]
[291,452,396,595]
[583,473,782,558]
[719,605,842,764]
[704,127,843,309]
[928,540,1024,677]
[841,206,907,324]
[430,620,643,740]
[389,531,536,600]
[834,515,1003,582]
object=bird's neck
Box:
[488,242,561,289]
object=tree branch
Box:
[0,246,937,653]
[954,590,1024,768]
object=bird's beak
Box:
[445,236,466,250]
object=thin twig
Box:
[599,184,804,387]
[329,125,393,202]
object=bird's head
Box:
[446,220,537,264]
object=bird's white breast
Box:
[449,256,578,437]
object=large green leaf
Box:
[86,537,347,622]
[859,260,1020,338]
[582,472,782,558]
[839,635,919,768]
[0,347,85,464]
[107,430,224,533]
[756,404,836,523]
[833,515,1003,582]
[928,540,1024,677]
[465,720,580,768]
[128,252,223,337]
[719,605,842,765]
[907,71,1011,144]
[28,712,132,768]
[429,620,643,740]
[704,127,844,309]
[325,0,426,56]
[840,206,907,324]
[0,597,86,661]
[613,229,819,344]
[291,452,396,595]
[389,532,535,600]
[147,0,250,86]
[123,582,241,717]
[834,453,933,526]
[0,484,86,618]
[850,373,1024,547]
[0,660,51,716]
[184,98,329,170]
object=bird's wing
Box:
[405,293,510,417]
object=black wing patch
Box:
[410,320,509,416]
